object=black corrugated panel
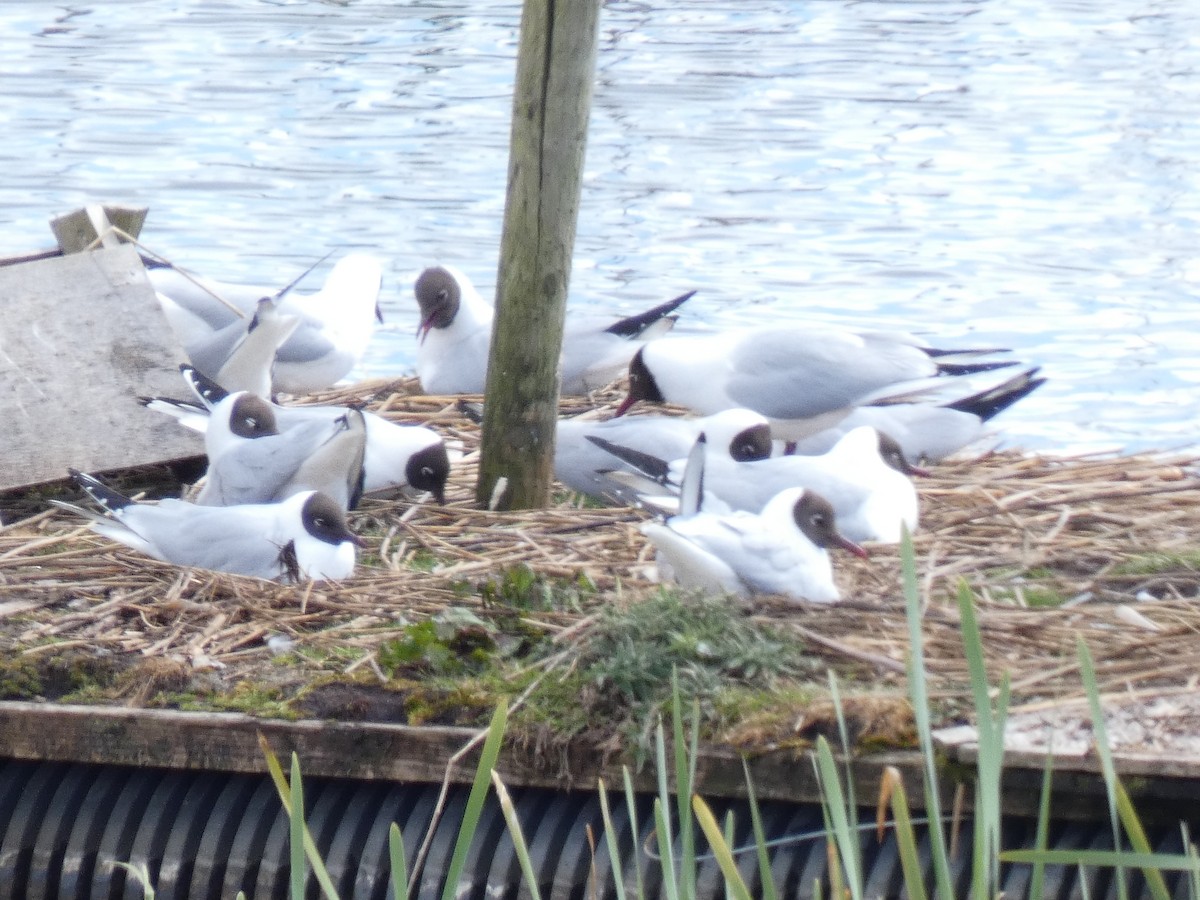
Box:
[0,757,1191,899]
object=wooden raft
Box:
[0,243,202,493]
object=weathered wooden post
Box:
[475,0,602,510]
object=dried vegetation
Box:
[1,377,1198,757]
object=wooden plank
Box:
[0,244,202,491]
[0,700,928,805]
[49,204,147,254]
[476,0,602,509]
[0,701,1194,823]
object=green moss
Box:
[710,683,822,732]
[0,658,46,699]
[979,568,1069,607]
[1112,550,1200,575]
[405,550,441,573]
[288,674,495,727]
[379,608,498,678]
[982,584,1069,608]
[399,680,495,727]
[553,489,610,510]
[476,564,597,613]
[506,669,600,743]
[275,644,368,672]
[0,651,126,701]
[1020,586,1069,608]
[505,588,815,759]
[192,681,298,719]
[1022,566,1057,579]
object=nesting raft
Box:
[0,377,1199,812]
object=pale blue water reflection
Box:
[2,1,1199,454]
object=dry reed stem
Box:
[0,376,1197,731]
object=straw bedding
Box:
[1,376,1198,751]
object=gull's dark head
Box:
[406,441,451,505]
[228,393,279,439]
[614,347,663,417]
[414,266,461,343]
[301,492,366,548]
[792,490,868,559]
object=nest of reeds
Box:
[1,376,1198,756]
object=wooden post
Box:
[475,0,602,510]
[49,204,148,254]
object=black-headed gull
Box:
[53,470,363,582]
[142,367,451,504]
[185,296,301,398]
[197,392,367,511]
[615,326,1016,440]
[786,366,1046,462]
[597,424,923,544]
[641,480,867,603]
[554,407,772,503]
[149,252,384,395]
[413,265,696,395]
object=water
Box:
[3,0,1200,455]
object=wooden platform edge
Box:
[0,701,1195,823]
[0,700,881,800]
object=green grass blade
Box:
[290,753,306,900]
[724,810,738,900]
[654,797,679,900]
[622,767,646,900]
[742,759,779,900]
[439,702,508,900]
[1029,745,1056,900]
[814,735,863,900]
[1114,778,1172,900]
[1077,638,1133,900]
[257,737,341,900]
[389,823,409,900]
[692,795,753,900]
[899,529,954,900]
[260,734,290,810]
[654,719,679,900]
[879,767,927,900]
[826,671,863,882]
[598,780,628,900]
[490,771,543,900]
[670,671,698,900]
[956,579,1006,900]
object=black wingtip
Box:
[936,359,1020,377]
[180,364,230,405]
[139,254,173,271]
[604,290,698,338]
[585,435,673,484]
[923,346,1011,359]
[945,367,1047,421]
[69,469,134,512]
[456,398,485,425]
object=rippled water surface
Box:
[3,0,1200,454]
